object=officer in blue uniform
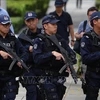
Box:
[18,11,42,100]
[33,15,76,100]
[81,11,100,100]
[0,14,28,100]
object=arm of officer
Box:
[15,38,29,67]
[52,51,65,61]
[81,35,100,65]
[0,50,12,59]
[33,38,64,64]
[33,38,53,64]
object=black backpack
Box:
[73,20,87,55]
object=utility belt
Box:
[44,69,69,77]
[44,70,59,76]
[87,67,100,73]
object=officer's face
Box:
[44,23,57,35]
[93,19,100,30]
[25,18,38,30]
[0,23,10,35]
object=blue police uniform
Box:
[19,27,42,100]
[0,14,28,100]
[18,11,43,100]
[0,33,28,100]
[81,30,100,100]
[81,11,100,100]
[33,32,76,100]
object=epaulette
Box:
[38,38,43,41]
[83,31,93,40]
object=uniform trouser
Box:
[41,83,59,100]
[21,69,38,100]
[56,83,66,100]
[25,84,37,100]
[85,71,100,100]
[39,76,66,100]
[0,76,19,100]
[23,68,67,100]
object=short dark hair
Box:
[87,6,98,15]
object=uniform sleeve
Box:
[15,38,29,62]
[81,35,100,65]
[33,38,53,64]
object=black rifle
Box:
[18,33,33,45]
[46,35,78,84]
[0,41,29,72]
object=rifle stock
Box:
[46,35,78,84]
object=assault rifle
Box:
[46,34,78,84]
[0,41,29,72]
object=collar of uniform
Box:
[27,28,38,37]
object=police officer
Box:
[0,7,14,33]
[81,11,100,100]
[18,11,42,100]
[0,14,28,100]
[33,14,76,100]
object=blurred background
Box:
[0,0,100,34]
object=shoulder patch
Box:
[81,42,85,47]
[33,44,38,49]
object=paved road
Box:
[16,0,99,100]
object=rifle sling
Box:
[46,35,68,73]
[19,33,33,45]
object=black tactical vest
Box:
[36,33,65,71]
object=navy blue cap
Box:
[90,11,100,22]
[24,11,37,20]
[42,15,59,25]
[55,0,63,6]
[0,14,11,24]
